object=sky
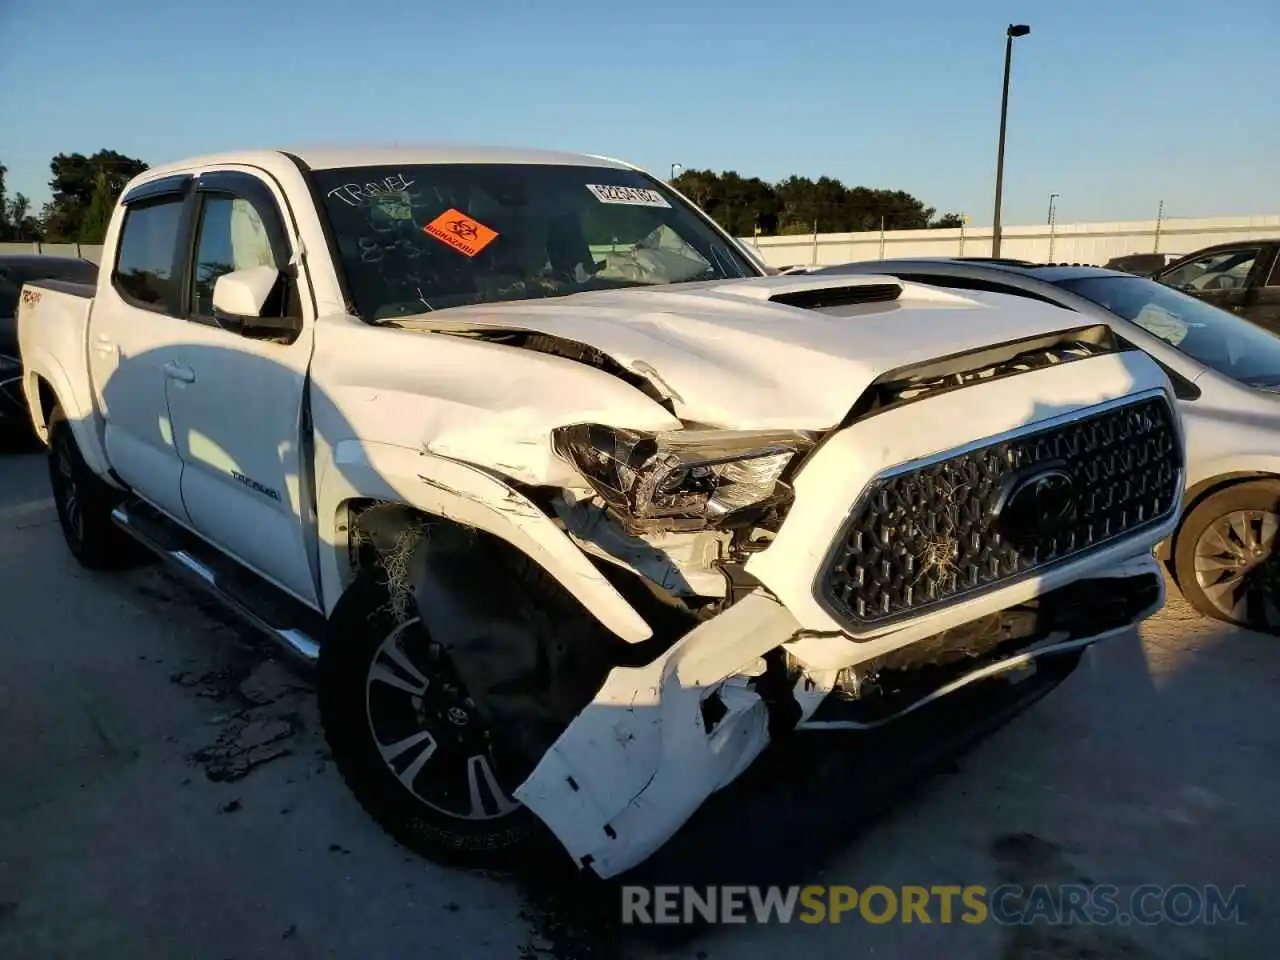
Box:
[1,0,1276,228]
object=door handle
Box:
[92,333,116,357]
[162,360,196,383]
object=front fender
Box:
[1184,455,1280,500]
[315,438,653,643]
[23,349,113,480]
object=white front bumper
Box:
[515,349,1183,878]
[514,553,1165,878]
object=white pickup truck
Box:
[17,145,1184,879]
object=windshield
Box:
[1055,275,1280,386]
[311,163,758,321]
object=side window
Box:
[114,197,186,310]
[190,194,283,316]
[1268,251,1280,288]
[1160,248,1259,293]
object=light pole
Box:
[1047,193,1060,261]
[991,23,1031,258]
[670,162,682,181]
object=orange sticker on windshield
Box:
[423,209,499,257]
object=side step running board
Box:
[111,502,323,664]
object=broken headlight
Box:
[552,424,814,530]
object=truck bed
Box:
[16,279,98,444]
[29,279,96,300]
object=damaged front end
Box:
[496,347,1181,878]
[793,563,1163,730]
[352,325,1183,881]
[514,559,1165,878]
[551,424,815,535]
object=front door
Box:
[1158,246,1264,319]
[1240,247,1280,336]
[89,176,196,522]
[163,170,320,607]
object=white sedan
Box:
[813,257,1280,632]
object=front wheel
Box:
[318,572,544,868]
[1174,480,1280,631]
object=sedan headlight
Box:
[552,424,814,531]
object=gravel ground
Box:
[1,445,1276,959]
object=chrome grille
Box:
[818,394,1181,629]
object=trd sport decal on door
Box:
[230,470,283,502]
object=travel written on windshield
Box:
[315,163,754,320]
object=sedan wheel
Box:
[1175,480,1280,631]
[1192,510,1280,627]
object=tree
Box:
[673,168,958,237]
[0,161,10,239]
[710,172,780,237]
[79,172,116,243]
[670,168,719,209]
[42,149,148,241]
[930,212,965,229]
[671,169,779,236]
[7,193,42,241]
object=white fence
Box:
[741,214,1280,269]
[7,213,1280,271]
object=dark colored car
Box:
[1152,240,1280,335]
[0,254,100,430]
[1103,252,1185,277]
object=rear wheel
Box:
[1174,481,1280,630]
[47,404,136,570]
[318,572,545,868]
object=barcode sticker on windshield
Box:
[586,184,672,208]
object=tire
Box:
[47,404,136,570]
[1174,480,1280,630]
[318,571,549,869]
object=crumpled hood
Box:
[396,275,1092,429]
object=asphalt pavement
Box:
[1,443,1276,959]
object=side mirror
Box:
[210,266,299,339]
[212,265,279,317]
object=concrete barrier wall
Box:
[740,214,1280,268]
[8,213,1280,272]
[0,241,103,263]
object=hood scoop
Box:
[709,274,904,310]
[767,283,902,310]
